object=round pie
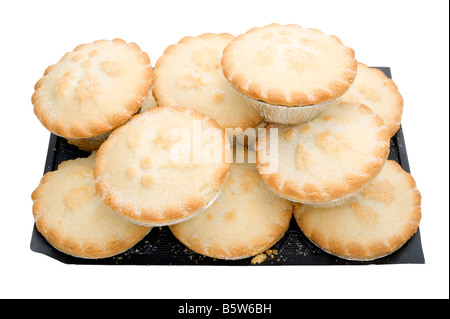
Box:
[94,106,231,226]
[31,154,151,259]
[221,23,358,107]
[169,150,293,260]
[32,38,153,139]
[152,33,263,130]
[294,160,422,261]
[255,100,391,204]
[339,62,404,137]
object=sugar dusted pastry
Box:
[170,150,293,260]
[31,154,151,259]
[221,23,358,124]
[256,100,391,204]
[67,89,158,152]
[32,38,153,139]
[294,160,422,261]
[339,62,404,137]
[153,33,263,130]
[94,106,231,226]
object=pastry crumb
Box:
[251,253,268,265]
[265,249,278,259]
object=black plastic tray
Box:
[30,67,425,266]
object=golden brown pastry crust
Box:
[294,160,422,261]
[66,132,110,152]
[339,62,404,137]
[221,23,358,107]
[31,155,151,259]
[152,33,263,130]
[32,38,153,139]
[169,155,293,260]
[94,106,231,226]
[255,101,391,203]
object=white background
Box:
[0,0,448,299]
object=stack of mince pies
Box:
[31,23,422,263]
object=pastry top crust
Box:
[152,33,263,130]
[339,62,404,137]
[31,154,151,259]
[32,38,153,138]
[169,153,293,260]
[255,100,391,203]
[294,160,422,261]
[221,23,358,107]
[94,106,231,226]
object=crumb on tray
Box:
[251,253,268,265]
